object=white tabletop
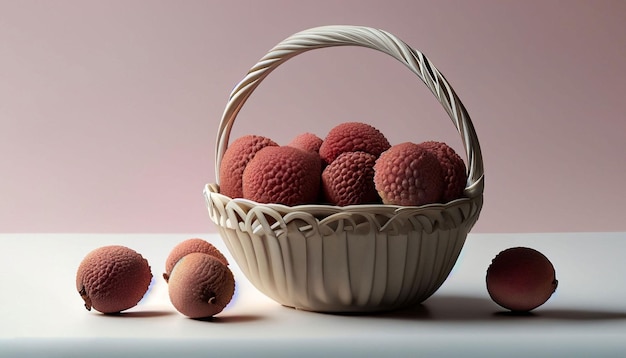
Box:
[1,232,625,357]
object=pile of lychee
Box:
[219,121,467,207]
[76,238,235,319]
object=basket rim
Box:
[204,182,481,215]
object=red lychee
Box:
[163,238,229,283]
[242,146,321,205]
[486,247,558,312]
[287,132,323,153]
[373,142,444,206]
[419,141,467,202]
[319,122,390,165]
[168,253,235,319]
[76,245,153,314]
[219,135,278,198]
[322,151,380,206]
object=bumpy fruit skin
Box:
[419,141,467,202]
[373,142,444,206]
[168,253,235,319]
[163,238,229,283]
[219,135,278,198]
[287,132,324,153]
[242,146,321,205]
[319,122,390,165]
[76,245,152,314]
[322,151,380,206]
[486,247,558,312]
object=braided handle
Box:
[214,25,484,198]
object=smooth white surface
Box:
[1,232,625,357]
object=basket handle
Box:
[214,25,484,198]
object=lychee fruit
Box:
[219,134,278,198]
[419,141,467,202]
[373,142,444,206]
[76,245,152,314]
[163,238,229,283]
[168,252,235,319]
[242,146,321,205]
[322,151,380,206]
[319,122,390,165]
[486,247,558,312]
[287,132,323,153]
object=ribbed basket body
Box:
[206,184,482,312]
[206,25,485,313]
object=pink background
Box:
[1,0,625,234]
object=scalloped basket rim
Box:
[204,182,483,236]
[204,182,478,216]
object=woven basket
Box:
[204,25,484,313]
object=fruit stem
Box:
[79,286,92,311]
[204,290,217,305]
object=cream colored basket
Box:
[204,25,484,313]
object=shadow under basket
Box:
[204,25,485,313]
